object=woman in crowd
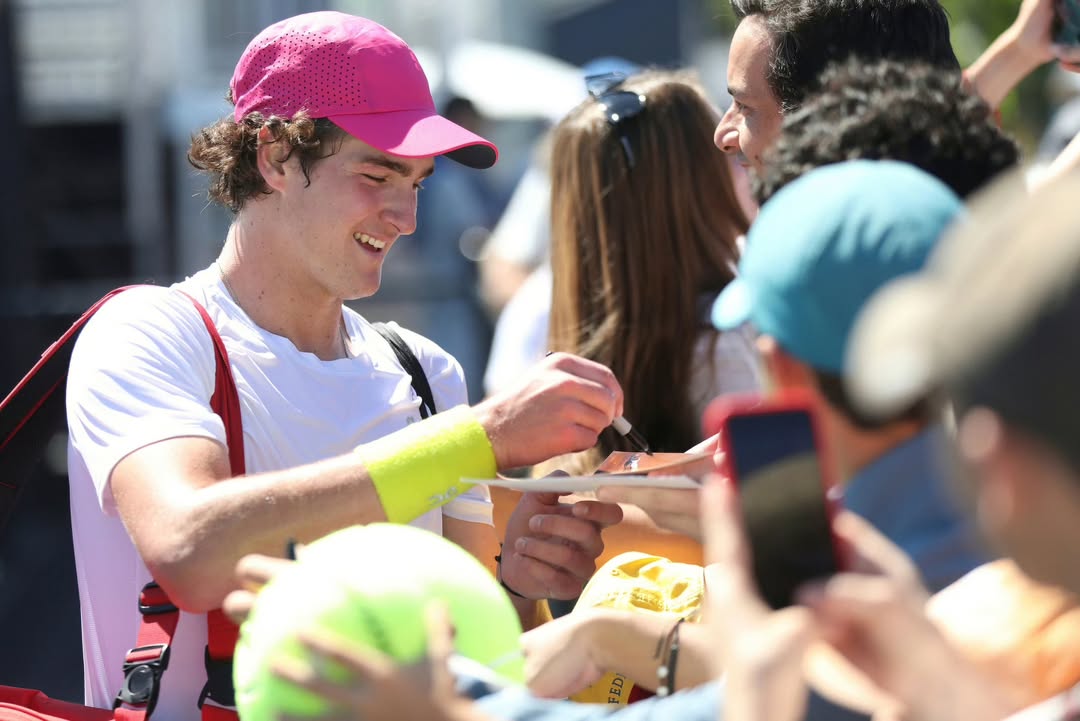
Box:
[541,68,760,477]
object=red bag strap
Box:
[111,290,243,721]
[177,292,242,721]
[183,291,246,480]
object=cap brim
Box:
[330,110,498,169]
[846,276,944,419]
[711,279,753,330]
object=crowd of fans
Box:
[43,1,1080,721]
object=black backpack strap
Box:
[373,322,438,419]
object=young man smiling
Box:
[65,12,624,721]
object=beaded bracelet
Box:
[656,617,686,697]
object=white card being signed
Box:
[464,474,702,493]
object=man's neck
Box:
[828,412,926,484]
[217,221,348,361]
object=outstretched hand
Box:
[595,445,723,541]
[1010,0,1080,72]
[500,490,623,600]
[793,514,1019,721]
[223,553,296,625]
[519,609,608,698]
[701,475,817,721]
[595,485,703,541]
[968,0,1080,111]
[272,601,490,721]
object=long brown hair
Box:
[547,69,749,474]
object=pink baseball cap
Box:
[230,11,497,169]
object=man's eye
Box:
[414,181,426,191]
[363,174,388,183]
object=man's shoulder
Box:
[349,314,466,397]
[381,321,450,357]
[82,284,200,333]
[81,268,221,334]
[349,312,457,364]
[71,281,219,374]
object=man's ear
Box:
[255,126,289,193]
[756,334,815,391]
[957,407,1030,533]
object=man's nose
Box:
[383,187,418,236]
[714,108,739,154]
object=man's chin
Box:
[345,276,382,301]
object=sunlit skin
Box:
[266,134,434,304]
[218,133,435,359]
[714,14,784,173]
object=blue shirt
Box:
[842,426,989,592]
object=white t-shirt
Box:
[65,267,492,721]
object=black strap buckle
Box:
[114,643,170,714]
[197,645,236,709]
[138,582,179,616]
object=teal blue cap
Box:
[712,160,964,373]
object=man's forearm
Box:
[126,406,497,612]
[965,28,1043,110]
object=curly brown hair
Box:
[187,95,348,212]
[753,58,1019,204]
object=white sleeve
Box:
[709,326,764,395]
[689,327,765,426]
[443,484,494,526]
[381,322,494,526]
[66,286,223,513]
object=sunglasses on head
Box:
[585,72,647,170]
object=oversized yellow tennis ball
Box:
[233,523,524,721]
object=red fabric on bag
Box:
[0,687,114,721]
[0,288,243,721]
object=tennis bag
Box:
[0,289,438,721]
[0,287,243,721]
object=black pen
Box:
[612,416,653,455]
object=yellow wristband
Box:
[356,405,496,524]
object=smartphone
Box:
[1055,0,1080,47]
[703,391,845,609]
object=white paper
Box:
[464,474,701,493]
